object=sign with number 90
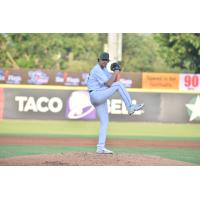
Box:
[180,74,200,90]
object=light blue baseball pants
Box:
[89,81,132,150]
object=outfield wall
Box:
[0,85,199,123]
[1,68,200,91]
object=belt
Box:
[89,90,93,93]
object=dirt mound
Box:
[0,152,194,166]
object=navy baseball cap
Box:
[99,52,109,60]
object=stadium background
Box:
[0,33,200,165]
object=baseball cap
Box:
[99,52,109,60]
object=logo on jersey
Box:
[185,95,200,121]
[66,91,96,119]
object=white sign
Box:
[107,99,144,115]
[15,96,63,113]
[179,74,200,90]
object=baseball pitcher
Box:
[87,52,144,154]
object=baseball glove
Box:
[110,62,121,71]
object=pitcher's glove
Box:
[110,62,121,71]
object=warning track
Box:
[0,136,200,149]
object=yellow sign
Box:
[142,73,179,89]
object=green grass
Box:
[0,120,200,165]
[112,147,200,165]
[0,120,200,139]
[0,145,96,158]
[0,145,200,165]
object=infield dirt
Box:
[0,152,195,166]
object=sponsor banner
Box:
[0,88,4,119]
[56,72,81,86]
[3,89,96,120]
[2,87,200,123]
[106,93,200,123]
[27,70,49,85]
[0,69,22,84]
[179,73,200,91]
[66,91,96,119]
[107,92,160,122]
[4,89,66,120]
[0,68,142,88]
[142,72,179,89]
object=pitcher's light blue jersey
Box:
[87,64,112,91]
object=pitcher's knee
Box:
[112,81,124,89]
[112,81,123,87]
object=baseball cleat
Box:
[128,103,144,115]
[96,148,113,154]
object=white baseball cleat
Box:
[128,103,144,115]
[96,148,113,154]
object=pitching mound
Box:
[0,152,194,166]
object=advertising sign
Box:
[4,89,66,120]
[0,68,143,88]
[2,87,200,123]
[179,73,200,91]
[0,69,22,84]
[142,72,179,89]
[27,70,49,85]
[66,91,96,120]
